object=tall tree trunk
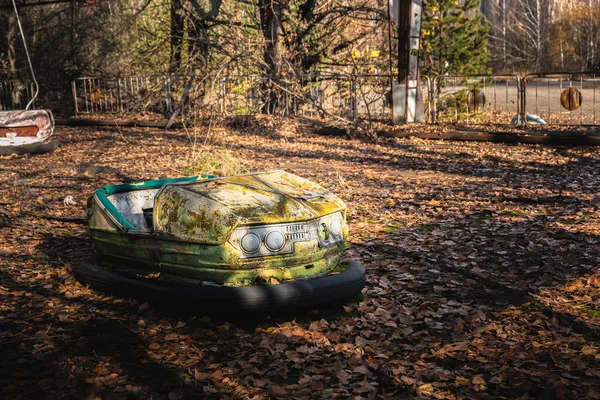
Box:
[186,0,223,73]
[258,0,282,114]
[500,0,506,70]
[187,16,210,72]
[170,0,185,73]
[7,9,17,79]
[536,0,542,71]
[587,0,596,69]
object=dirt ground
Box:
[1,117,600,399]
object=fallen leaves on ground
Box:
[1,117,599,399]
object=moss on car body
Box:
[88,171,348,286]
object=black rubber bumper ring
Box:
[74,257,366,314]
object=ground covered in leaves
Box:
[1,117,600,399]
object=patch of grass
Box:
[382,224,404,233]
[580,305,600,318]
[415,223,438,232]
[185,149,246,177]
[500,209,528,216]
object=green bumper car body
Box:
[80,171,364,312]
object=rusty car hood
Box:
[153,171,346,244]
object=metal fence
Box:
[0,80,36,111]
[70,73,431,122]
[433,74,521,126]
[5,72,599,127]
[523,72,599,126]
[72,76,169,114]
[433,72,600,127]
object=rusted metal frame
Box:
[94,78,99,113]
[245,76,250,115]
[302,72,431,122]
[166,75,173,113]
[466,76,470,124]
[0,80,32,111]
[104,78,111,112]
[74,75,169,115]
[433,74,520,125]
[219,77,225,115]
[133,76,140,112]
[92,78,102,113]
[421,76,432,123]
[71,80,79,115]
[108,78,115,112]
[117,77,123,113]
[157,75,170,114]
[350,78,357,120]
[454,77,458,122]
[522,71,599,126]
[83,78,90,113]
[594,73,597,124]
[517,75,525,127]
[432,77,438,123]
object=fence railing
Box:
[0,80,36,111]
[72,76,169,114]
[70,73,432,122]
[523,72,599,126]
[433,74,521,126]
[5,72,599,127]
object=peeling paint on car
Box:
[88,171,348,286]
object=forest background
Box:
[0,0,599,114]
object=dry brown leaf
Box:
[271,384,286,397]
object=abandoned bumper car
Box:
[75,171,365,313]
[0,109,58,155]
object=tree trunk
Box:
[7,9,17,79]
[187,17,209,72]
[258,0,282,114]
[185,0,223,73]
[170,0,185,73]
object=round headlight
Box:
[265,230,285,251]
[240,232,261,253]
[330,218,342,237]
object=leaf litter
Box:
[0,118,599,399]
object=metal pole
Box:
[387,0,395,125]
[395,0,422,124]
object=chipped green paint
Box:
[90,229,344,285]
[154,186,238,244]
[88,171,348,286]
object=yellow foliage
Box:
[351,49,381,59]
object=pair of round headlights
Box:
[240,230,285,254]
[239,216,343,254]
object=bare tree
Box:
[486,0,552,72]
